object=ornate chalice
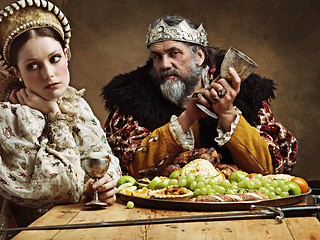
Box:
[81,157,111,207]
[195,47,258,118]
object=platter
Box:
[118,188,311,211]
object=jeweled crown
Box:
[0,0,71,71]
[146,19,208,47]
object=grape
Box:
[219,179,231,189]
[252,179,262,189]
[243,177,251,185]
[280,191,289,197]
[190,181,198,191]
[178,178,187,187]
[226,188,237,194]
[268,192,277,199]
[169,179,178,186]
[196,181,206,189]
[194,188,201,197]
[187,175,195,184]
[270,180,278,188]
[127,201,134,209]
[208,178,217,187]
[200,187,208,195]
[255,174,263,180]
[238,188,246,194]
[237,181,246,188]
[229,171,247,183]
[275,187,282,195]
[213,185,226,194]
[267,186,276,193]
[258,186,267,194]
[207,188,215,195]
[247,181,256,189]
[278,181,289,192]
[261,178,271,186]
[197,176,206,183]
[205,184,212,192]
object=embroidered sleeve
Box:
[169,115,194,150]
[104,108,182,178]
[255,101,297,173]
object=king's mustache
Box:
[159,69,181,80]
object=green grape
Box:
[187,175,195,184]
[205,184,212,192]
[280,191,289,197]
[178,178,187,187]
[237,181,246,188]
[268,191,277,199]
[169,179,178,186]
[213,185,226,194]
[127,201,134,209]
[190,181,198,191]
[194,188,201,197]
[238,188,246,194]
[255,174,263,180]
[261,178,271,186]
[247,180,256,189]
[196,181,206,189]
[270,180,278,188]
[278,181,289,192]
[187,173,196,179]
[253,179,262,189]
[267,186,276,192]
[229,171,247,183]
[208,178,217,187]
[258,186,267,194]
[197,176,206,183]
[207,188,215,195]
[169,170,181,179]
[219,179,231,189]
[264,183,271,189]
[243,177,251,185]
[200,187,208,195]
[226,188,237,194]
[275,187,282,195]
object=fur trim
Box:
[101,58,276,131]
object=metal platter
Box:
[118,189,311,211]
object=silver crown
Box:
[146,19,208,47]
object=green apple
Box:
[286,181,301,195]
[116,175,137,188]
[147,177,163,190]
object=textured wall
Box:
[1,0,319,181]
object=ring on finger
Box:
[218,88,227,98]
[191,92,202,101]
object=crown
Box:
[146,19,208,47]
[0,0,71,71]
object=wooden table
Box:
[13,197,320,240]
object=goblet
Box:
[196,47,258,118]
[81,157,110,207]
[220,47,258,82]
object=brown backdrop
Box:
[1,0,319,181]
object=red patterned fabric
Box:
[255,101,297,173]
[105,100,297,175]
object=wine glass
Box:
[81,157,111,207]
[195,47,258,118]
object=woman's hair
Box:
[8,27,65,69]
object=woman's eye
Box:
[50,55,61,63]
[27,63,38,70]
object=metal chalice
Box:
[196,47,258,118]
[81,157,111,207]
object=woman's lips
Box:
[45,83,60,90]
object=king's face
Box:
[149,40,194,83]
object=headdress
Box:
[146,19,208,47]
[0,0,71,71]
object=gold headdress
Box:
[146,19,208,47]
[0,0,71,71]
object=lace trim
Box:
[170,115,194,150]
[215,107,242,146]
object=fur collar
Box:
[102,59,276,131]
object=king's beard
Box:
[150,59,203,106]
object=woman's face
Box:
[13,36,70,101]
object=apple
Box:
[116,175,137,188]
[285,181,301,195]
[228,171,248,183]
[155,178,170,189]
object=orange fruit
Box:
[122,189,133,196]
[290,177,309,194]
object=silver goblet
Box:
[81,157,111,207]
[196,47,258,118]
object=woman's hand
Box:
[9,88,60,115]
[86,174,118,205]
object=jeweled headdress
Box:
[0,0,71,71]
[146,19,208,47]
